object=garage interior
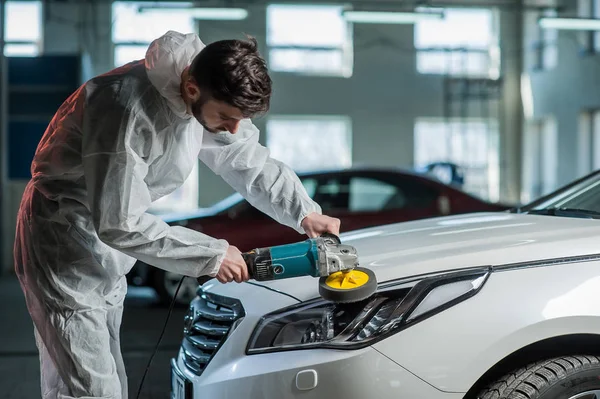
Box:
[1,0,598,398]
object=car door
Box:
[335,173,442,232]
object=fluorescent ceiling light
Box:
[139,7,248,20]
[539,17,600,30]
[343,10,444,24]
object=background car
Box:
[128,167,513,305]
[170,169,600,399]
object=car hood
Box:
[206,212,600,302]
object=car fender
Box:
[371,260,600,393]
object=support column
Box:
[499,1,524,203]
[0,0,9,274]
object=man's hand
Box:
[215,246,250,284]
[301,212,341,238]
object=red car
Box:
[128,167,512,304]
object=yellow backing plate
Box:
[325,270,369,290]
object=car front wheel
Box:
[478,356,600,399]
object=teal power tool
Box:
[241,234,377,303]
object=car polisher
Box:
[241,233,377,303]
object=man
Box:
[14,30,340,399]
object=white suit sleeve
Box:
[81,83,228,278]
[198,119,322,233]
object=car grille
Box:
[181,288,244,375]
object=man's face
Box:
[191,96,245,134]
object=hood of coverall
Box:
[144,30,206,120]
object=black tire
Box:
[152,269,201,307]
[477,355,600,399]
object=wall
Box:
[192,7,443,205]
[192,4,522,206]
[522,0,600,201]
[193,5,446,206]
[44,2,113,78]
[2,2,113,272]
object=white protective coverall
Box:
[13,30,321,399]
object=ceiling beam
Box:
[44,0,558,10]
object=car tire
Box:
[477,355,600,399]
[152,269,201,307]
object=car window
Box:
[525,173,600,213]
[348,175,441,212]
[349,177,403,212]
[313,178,349,211]
[401,178,440,208]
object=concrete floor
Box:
[0,274,188,398]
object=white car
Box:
[171,171,600,399]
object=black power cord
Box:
[135,276,186,399]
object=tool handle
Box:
[196,275,212,285]
[242,251,257,279]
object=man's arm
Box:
[81,83,230,278]
[198,119,339,236]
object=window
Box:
[266,115,352,172]
[414,118,500,201]
[266,4,353,77]
[4,1,43,56]
[349,178,400,212]
[112,2,196,67]
[414,8,500,78]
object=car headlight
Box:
[246,267,490,354]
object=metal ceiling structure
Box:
[40,0,558,11]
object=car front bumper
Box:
[172,345,464,399]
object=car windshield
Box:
[518,171,600,218]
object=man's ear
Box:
[184,80,201,102]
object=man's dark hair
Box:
[190,36,272,117]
